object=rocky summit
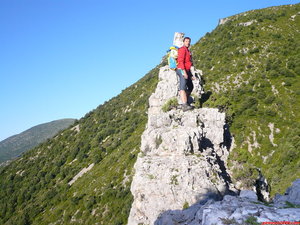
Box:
[128,66,236,224]
[128,66,300,225]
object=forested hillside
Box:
[0,3,299,225]
[192,3,300,194]
[0,65,159,224]
[0,119,75,164]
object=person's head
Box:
[183,37,191,47]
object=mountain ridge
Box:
[0,3,299,224]
[0,118,76,165]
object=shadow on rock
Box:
[200,135,233,187]
[200,91,212,107]
[222,123,232,150]
[154,189,234,225]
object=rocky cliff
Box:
[128,66,236,224]
[128,66,300,225]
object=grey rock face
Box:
[274,179,300,207]
[148,66,203,115]
[129,109,231,225]
[128,66,232,225]
[239,190,257,201]
[127,65,300,225]
[155,182,300,225]
[218,17,231,25]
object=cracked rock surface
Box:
[127,66,300,225]
[128,67,233,225]
[156,180,300,225]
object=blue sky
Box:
[0,0,299,141]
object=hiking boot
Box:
[182,103,193,112]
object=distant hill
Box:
[0,119,75,164]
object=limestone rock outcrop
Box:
[127,65,300,225]
[148,66,203,115]
[155,179,300,225]
[128,66,233,225]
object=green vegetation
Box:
[155,135,163,149]
[161,97,178,112]
[0,64,160,224]
[244,216,260,225]
[192,3,300,194]
[191,94,201,109]
[0,3,299,225]
[0,119,75,164]
[220,216,259,225]
[220,217,237,225]
[170,175,179,185]
[183,201,189,210]
[285,201,300,208]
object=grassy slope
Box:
[192,3,300,194]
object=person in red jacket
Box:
[176,37,194,111]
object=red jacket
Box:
[177,46,193,70]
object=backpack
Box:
[167,45,179,70]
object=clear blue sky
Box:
[0,0,299,141]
